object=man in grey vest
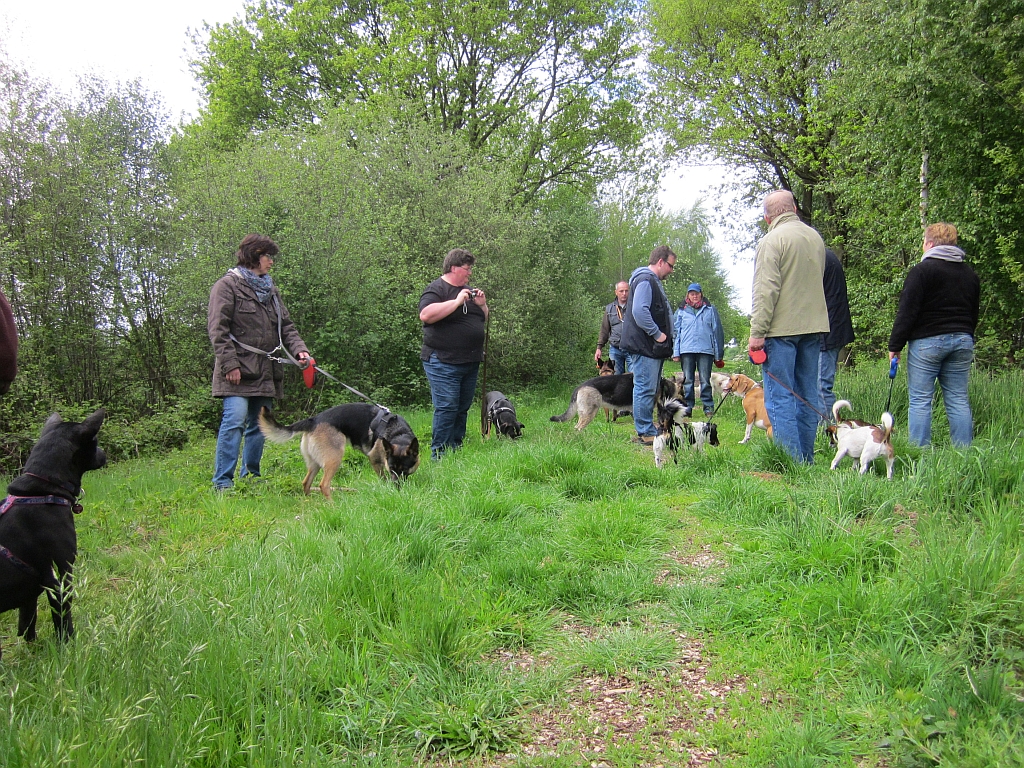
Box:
[619,246,677,445]
[595,281,629,375]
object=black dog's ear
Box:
[42,413,63,434]
[78,408,106,436]
[517,422,524,431]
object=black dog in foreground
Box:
[0,409,106,660]
[259,403,419,499]
[483,391,524,439]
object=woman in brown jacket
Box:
[208,235,309,490]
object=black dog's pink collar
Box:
[0,494,80,516]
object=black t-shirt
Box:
[419,277,486,364]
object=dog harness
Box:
[0,495,73,578]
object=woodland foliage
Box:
[648,0,1024,363]
[3,0,1023,470]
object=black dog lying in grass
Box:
[0,409,106,660]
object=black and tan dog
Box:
[1,409,106,660]
[550,373,678,432]
[483,391,524,439]
[259,404,419,499]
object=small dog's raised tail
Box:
[880,412,894,441]
[833,399,853,421]
[258,407,316,443]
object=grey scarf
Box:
[233,267,274,303]
[922,245,965,263]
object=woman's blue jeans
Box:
[423,354,480,459]
[907,333,974,447]
[213,395,274,489]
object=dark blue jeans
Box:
[679,353,715,414]
[763,334,821,464]
[609,345,628,375]
[818,346,841,423]
[423,354,480,459]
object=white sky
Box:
[1,1,756,311]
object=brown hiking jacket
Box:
[208,270,308,399]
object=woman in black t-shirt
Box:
[419,248,489,460]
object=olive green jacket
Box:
[750,212,830,339]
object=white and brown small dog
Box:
[653,399,719,468]
[830,411,895,479]
[721,373,772,444]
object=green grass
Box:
[1,367,1023,766]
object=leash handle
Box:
[889,356,899,379]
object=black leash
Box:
[703,393,728,426]
[479,312,491,437]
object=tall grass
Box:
[1,366,1022,765]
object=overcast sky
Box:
[2,2,755,310]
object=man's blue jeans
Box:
[818,346,841,423]
[423,354,480,459]
[907,333,974,447]
[763,334,821,463]
[628,354,665,437]
[213,395,274,488]
[679,353,715,414]
[609,345,628,376]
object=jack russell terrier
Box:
[830,408,896,479]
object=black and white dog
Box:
[483,391,524,439]
[653,399,719,468]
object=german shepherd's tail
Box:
[550,388,580,422]
[258,407,317,443]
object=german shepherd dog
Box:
[483,391,524,439]
[596,357,622,421]
[259,404,419,499]
[550,373,678,432]
[0,409,106,660]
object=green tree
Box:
[192,0,644,197]
[826,0,1024,361]
[646,0,839,222]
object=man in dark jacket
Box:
[595,281,629,375]
[819,249,855,419]
[0,288,16,395]
[888,223,980,447]
[619,245,676,445]
[208,234,310,489]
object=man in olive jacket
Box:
[748,191,829,463]
[208,234,309,489]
